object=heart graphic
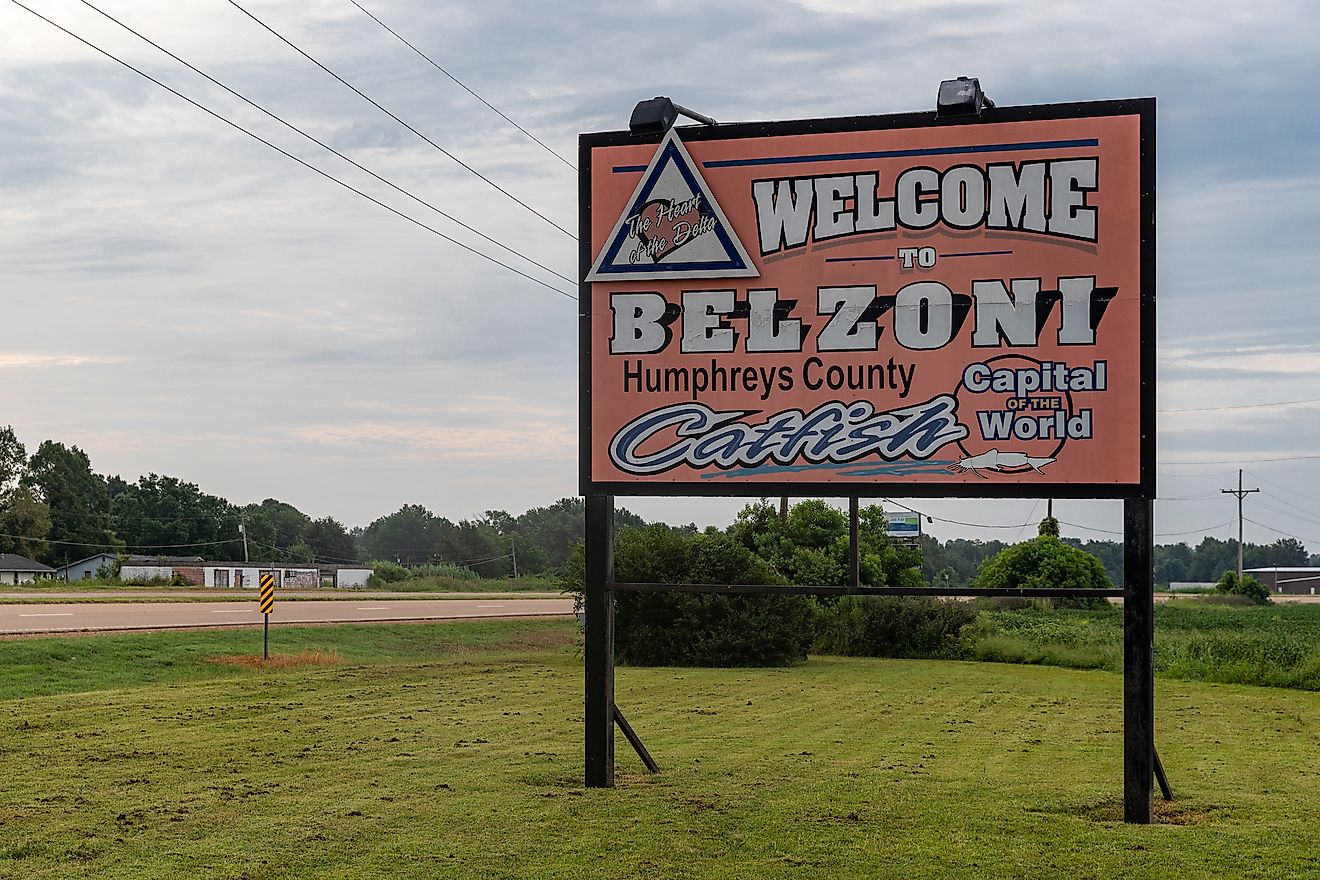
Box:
[632,196,707,261]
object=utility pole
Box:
[1221,469,1259,578]
[510,537,518,579]
[239,513,250,563]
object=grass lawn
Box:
[1,619,1319,879]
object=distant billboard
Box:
[886,512,921,539]
[580,99,1154,499]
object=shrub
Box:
[815,596,977,658]
[615,589,819,667]
[564,525,818,667]
[975,530,1113,609]
[1214,571,1271,605]
[407,563,480,581]
[369,562,410,584]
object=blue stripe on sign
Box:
[612,138,1098,173]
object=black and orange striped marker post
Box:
[259,571,275,660]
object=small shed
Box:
[321,566,373,588]
[53,552,118,582]
[0,553,55,585]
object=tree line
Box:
[919,532,1314,587]
[0,427,642,575]
[0,426,1310,584]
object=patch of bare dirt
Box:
[1071,796,1222,825]
[208,650,342,669]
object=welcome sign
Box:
[579,99,1154,498]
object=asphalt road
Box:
[0,597,576,634]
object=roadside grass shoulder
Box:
[374,575,562,593]
[0,633,1318,879]
[0,620,578,700]
[0,592,564,605]
[962,600,1320,690]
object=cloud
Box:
[1,0,1319,545]
[0,353,125,368]
[287,417,574,460]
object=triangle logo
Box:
[586,129,759,282]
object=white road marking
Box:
[477,604,505,608]
[356,607,392,610]
[19,612,75,617]
[210,609,254,614]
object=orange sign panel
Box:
[580,100,1154,498]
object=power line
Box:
[345,0,574,171]
[1245,469,1320,509]
[1246,496,1320,529]
[0,531,242,551]
[1242,516,1319,552]
[886,494,1233,540]
[442,551,513,567]
[76,0,574,288]
[1159,452,1320,465]
[245,536,362,566]
[884,496,1232,540]
[1159,396,1320,414]
[1055,519,1234,539]
[226,0,576,239]
[7,0,576,301]
[880,498,1032,531]
[1016,499,1041,541]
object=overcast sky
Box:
[2,0,1318,552]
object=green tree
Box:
[0,485,51,560]
[510,498,646,573]
[237,499,315,562]
[436,517,505,577]
[256,499,312,550]
[358,504,443,564]
[1154,542,1194,586]
[0,427,51,559]
[855,505,926,589]
[23,441,119,563]
[0,426,26,498]
[1188,537,1238,583]
[921,535,1010,587]
[110,474,240,559]
[1244,538,1308,569]
[303,516,358,563]
[975,517,1113,600]
[285,541,317,563]
[730,499,922,589]
[1061,537,1123,585]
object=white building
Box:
[119,556,372,589]
[0,553,55,585]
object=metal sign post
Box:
[259,571,275,661]
[583,495,615,787]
